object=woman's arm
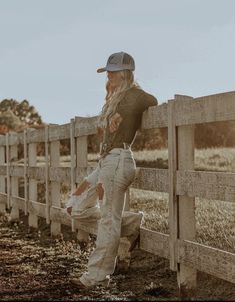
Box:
[72,179,90,196]
[109,113,123,133]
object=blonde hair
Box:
[98,70,140,128]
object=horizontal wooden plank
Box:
[74,116,99,137]
[27,128,45,143]
[2,164,170,193]
[132,168,169,192]
[8,132,22,145]
[139,227,170,259]
[11,196,25,210]
[10,166,24,178]
[0,165,6,176]
[2,164,98,184]
[50,206,71,226]
[28,167,45,180]
[178,239,235,284]
[177,170,235,202]
[0,193,7,204]
[50,167,71,183]
[28,200,46,218]
[175,91,235,126]
[50,165,169,192]
[49,123,70,141]
[141,102,168,129]
[0,135,5,146]
[0,132,22,146]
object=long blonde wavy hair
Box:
[98,70,140,128]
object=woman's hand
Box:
[109,113,123,133]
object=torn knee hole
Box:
[97,183,104,200]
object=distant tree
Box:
[0,99,43,133]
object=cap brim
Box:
[97,67,106,73]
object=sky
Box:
[1,0,235,125]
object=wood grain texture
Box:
[168,100,178,271]
[177,117,197,291]
[50,140,61,235]
[11,196,25,211]
[75,116,99,137]
[177,170,235,202]
[48,123,70,141]
[28,143,38,228]
[27,128,45,143]
[9,166,24,178]
[178,239,235,284]
[0,135,6,146]
[0,165,7,176]
[49,167,71,183]
[139,227,169,259]
[141,102,168,129]
[28,200,46,218]
[175,91,235,126]
[0,193,7,204]
[28,167,45,180]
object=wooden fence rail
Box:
[0,91,235,298]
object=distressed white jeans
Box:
[69,148,143,287]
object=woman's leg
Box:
[79,149,140,287]
[66,164,102,242]
[80,177,127,286]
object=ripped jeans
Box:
[69,148,143,286]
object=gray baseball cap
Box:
[97,51,135,73]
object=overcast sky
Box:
[1,0,235,124]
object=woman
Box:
[67,51,158,288]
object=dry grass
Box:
[195,147,235,172]
[130,189,235,253]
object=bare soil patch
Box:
[0,212,234,301]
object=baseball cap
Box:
[97,51,135,73]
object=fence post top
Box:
[174,94,194,101]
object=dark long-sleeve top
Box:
[100,86,158,157]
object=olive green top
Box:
[100,86,158,157]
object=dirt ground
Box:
[0,211,235,301]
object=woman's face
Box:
[107,71,123,88]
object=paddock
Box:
[0,91,235,299]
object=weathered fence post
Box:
[70,119,76,193]
[50,134,61,236]
[28,130,38,228]
[23,129,28,215]
[45,126,50,224]
[10,133,20,221]
[0,140,6,213]
[168,99,178,272]
[6,133,10,209]
[75,130,89,243]
[70,118,76,232]
[175,95,197,299]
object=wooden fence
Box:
[0,91,235,298]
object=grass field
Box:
[88,147,235,254]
